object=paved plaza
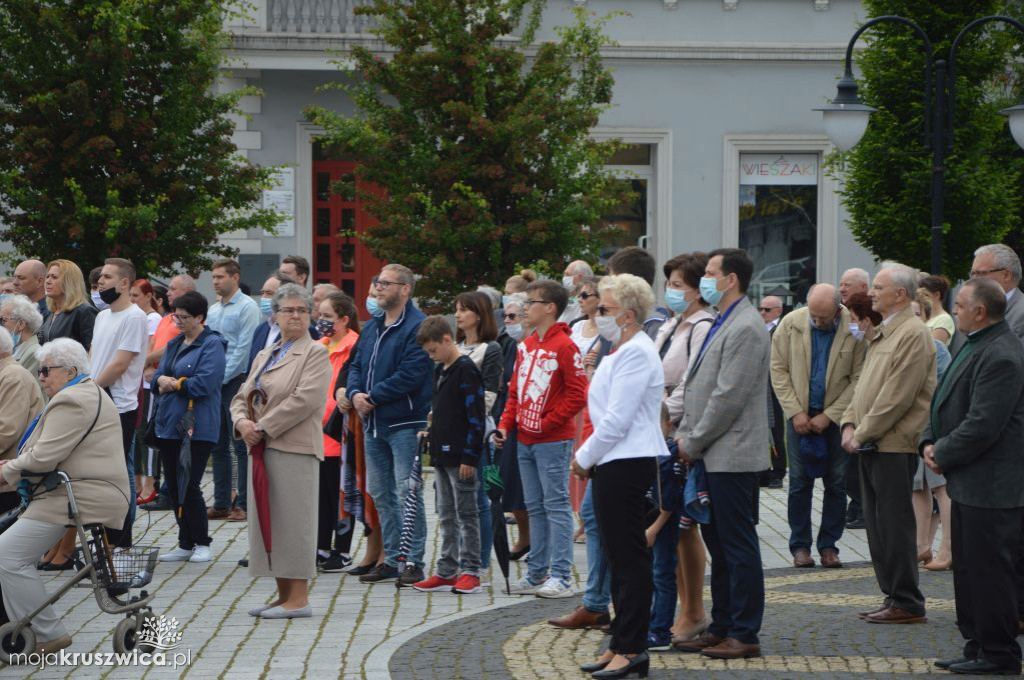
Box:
[5,469,969,679]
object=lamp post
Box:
[816,15,1024,276]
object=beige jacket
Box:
[231,333,332,459]
[1,379,130,528]
[841,307,936,453]
[770,306,866,425]
[0,356,44,461]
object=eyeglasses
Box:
[172,313,194,322]
[758,307,779,313]
[597,305,620,317]
[277,307,309,316]
[523,299,551,307]
[969,267,1006,277]
[578,292,598,301]
[38,365,67,378]
[503,312,522,321]
[0,317,9,325]
[373,279,404,289]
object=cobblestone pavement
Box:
[4,470,959,679]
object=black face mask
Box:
[98,286,121,305]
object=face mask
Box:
[98,286,121,305]
[699,276,725,307]
[505,323,524,341]
[595,314,622,344]
[501,295,512,309]
[366,295,383,317]
[9,332,19,349]
[316,318,337,338]
[91,291,109,311]
[664,289,690,314]
[850,325,866,341]
[259,297,273,317]
[562,276,575,292]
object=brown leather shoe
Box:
[793,548,815,568]
[866,607,926,624]
[858,602,890,619]
[226,507,247,522]
[547,605,611,630]
[820,548,842,568]
[673,632,723,654]
[207,507,230,519]
[701,637,762,659]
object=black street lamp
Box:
[816,15,1024,276]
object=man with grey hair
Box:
[559,260,594,324]
[13,259,48,319]
[971,244,1024,341]
[839,266,872,530]
[347,264,433,587]
[839,268,870,305]
[1,294,44,375]
[841,263,936,624]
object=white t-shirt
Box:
[146,311,162,337]
[570,319,599,356]
[91,304,149,413]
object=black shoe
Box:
[141,494,173,511]
[359,563,399,584]
[397,564,425,588]
[845,517,867,530]
[238,558,249,567]
[510,545,530,561]
[767,478,784,489]
[580,659,611,673]
[935,657,973,670]
[319,552,353,573]
[591,652,650,679]
[948,659,1021,675]
[41,558,75,571]
[346,563,375,576]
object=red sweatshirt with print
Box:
[499,322,588,444]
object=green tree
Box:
[832,0,1023,278]
[307,0,630,304]
[0,0,279,276]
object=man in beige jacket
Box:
[841,264,936,625]
[771,284,865,569]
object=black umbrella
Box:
[395,434,426,588]
[174,401,196,519]
[483,444,511,595]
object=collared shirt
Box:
[207,288,261,383]
[263,319,281,350]
[765,318,780,333]
[808,321,837,411]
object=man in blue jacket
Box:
[347,264,433,587]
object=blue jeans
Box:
[581,482,611,612]
[518,439,574,584]
[212,374,246,511]
[364,427,426,568]
[649,513,680,638]
[477,450,492,571]
[786,420,848,555]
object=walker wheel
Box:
[112,615,155,655]
[0,622,36,664]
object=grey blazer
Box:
[1004,289,1024,343]
[921,321,1024,509]
[677,296,770,473]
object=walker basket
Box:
[90,542,159,590]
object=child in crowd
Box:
[412,316,487,595]
[647,403,684,650]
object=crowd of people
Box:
[0,243,1021,677]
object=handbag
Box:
[144,341,188,448]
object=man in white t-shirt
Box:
[91,257,149,548]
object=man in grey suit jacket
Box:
[921,277,1024,676]
[674,248,769,660]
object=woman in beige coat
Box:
[231,283,331,620]
[0,338,129,655]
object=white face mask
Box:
[91,291,109,311]
[595,314,622,344]
[851,325,866,341]
[505,323,524,341]
[562,276,575,292]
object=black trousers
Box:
[105,409,137,549]
[859,453,924,614]
[952,501,1024,671]
[592,457,657,655]
[157,438,213,550]
[317,456,353,553]
[702,471,765,644]
[846,456,863,521]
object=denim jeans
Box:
[581,481,611,612]
[786,420,848,555]
[435,465,481,578]
[364,426,426,568]
[477,450,492,571]
[517,439,574,584]
[212,374,246,511]
[649,512,680,638]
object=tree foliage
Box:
[0,0,279,276]
[307,0,630,303]
[832,0,1024,278]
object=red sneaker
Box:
[412,574,457,592]
[452,574,482,594]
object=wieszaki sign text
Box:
[739,154,818,186]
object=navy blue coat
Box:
[150,328,227,443]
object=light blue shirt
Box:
[207,288,261,383]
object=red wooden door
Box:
[311,159,385,319]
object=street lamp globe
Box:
[815,74,877,152]
[999,102,1024,151]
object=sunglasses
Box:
[578,292,598,301]
[38,365,67,378]
[504,312,521,321]
[758,307,778,313]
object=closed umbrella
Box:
[246,388,273,569]
[483,445,511,595]
[174,401,196,519]
[394,434,426,588]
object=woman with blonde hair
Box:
[37,260,97,351]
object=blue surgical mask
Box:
[259,297,273,317]
[9,332,20,349]
[366,295,383,317]
[505,323,524,341]
[664,289,690,315]
[501,295,512,308]
[699,276,725,307]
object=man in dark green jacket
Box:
[921,277,1024,676]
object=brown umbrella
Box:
[246,388,273,569]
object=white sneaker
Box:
[189,546,212,563]
[536,577,574,599]
[158,547,193,562]
[508,576,545,595]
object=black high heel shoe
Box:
[580,658,611,673]
[41,557,75,571]
[591,652,649,679]
[509,545,530,561]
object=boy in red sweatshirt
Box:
[496,279,587,598]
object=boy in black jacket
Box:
[412,316,486,594]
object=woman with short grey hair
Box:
[35,337,91,377]
[2,294,44,375]
[272,283,314,315]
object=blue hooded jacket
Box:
[150,327,228,443]
[346,298,432,436]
